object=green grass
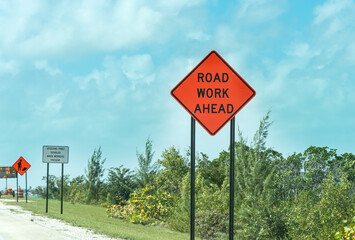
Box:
[4,198,191,240]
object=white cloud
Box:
[309,78,328,98]
[236,0,286,24]
[75,69,103,90]
[313,0,355,38]
[75,56,122,91]
[0,0,43,47]
[0,0,206,58]
[285,42,320,59]
[42,117,77,130]
[36,92,68,115]
[308,0,355,81]
[263,0,355,104]
[0,58,18,75]
[313,0,353,24]
[346,43,355,64]
[187,31,211,41]
[34,60,61,75]
[122,54,155,88]
[75,54,155,97]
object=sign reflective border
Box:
[171,50,255,136]
[43,146,69,164]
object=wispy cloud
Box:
[121,54,155,89]
[35,92,68,115]
[313,0,353,24]
[236,0,286,24]
[34,60,61,75]
[0,0,206,58]
[285,42,319,59]
[187,31,211,41]
[75,54,155,93]
[313,0,355,38]
[0,58,18,75]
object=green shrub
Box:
[195,210,228,239]
[335,216,355,240]
[166,199,189,232]
[107,187,173,225]
[287,174,354,239]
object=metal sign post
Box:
[16,172,18,202]
[46,163,49,213]
[26,172,28,203]
[190,118,196,240]
[229,118,235,239]
[61,163,64,214]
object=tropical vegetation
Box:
[32,112,355,239]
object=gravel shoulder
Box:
[0,199,122,240]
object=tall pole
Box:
[26,172,28,203]
[61,163,64,214]
[229,117,235,240]
[46,163,49,213]
[190,117,196,240]
[16,172,18,202]
[6,178,7,191]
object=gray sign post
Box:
[42,146,69,214]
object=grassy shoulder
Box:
[4,197,191,240]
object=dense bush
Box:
[195,210,228,239]
[166,199,189,232]
[287,174,355,239]
[335,216,355,240]
[107,187,173,225]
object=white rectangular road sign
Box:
[43,146,69,163]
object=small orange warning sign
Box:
[12,156,31,176]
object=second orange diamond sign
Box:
[12,156,31,176]
[171,50,256,135]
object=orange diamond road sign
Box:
[171,50,256,135]
[12,156,31,176]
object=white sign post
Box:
[42,145,69,215]
[42,146,69,163]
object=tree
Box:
[275,153,305,201]
[38,174,70,200]
[85,147,106,203]
[341,153,355,193]
[136,138,158,188]
[288,173,355,239]
[32,186,46,198]
[107,166,136,202]
[56,174,70,201]
[197,151,228,187]
[156,146,189,195]
[303,146,337,191]
[67,175,86,203]
[235,112,287,239]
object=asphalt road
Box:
[0,202,72,240]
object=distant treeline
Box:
[33,112,355,239]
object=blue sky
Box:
[1,0,354,188]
